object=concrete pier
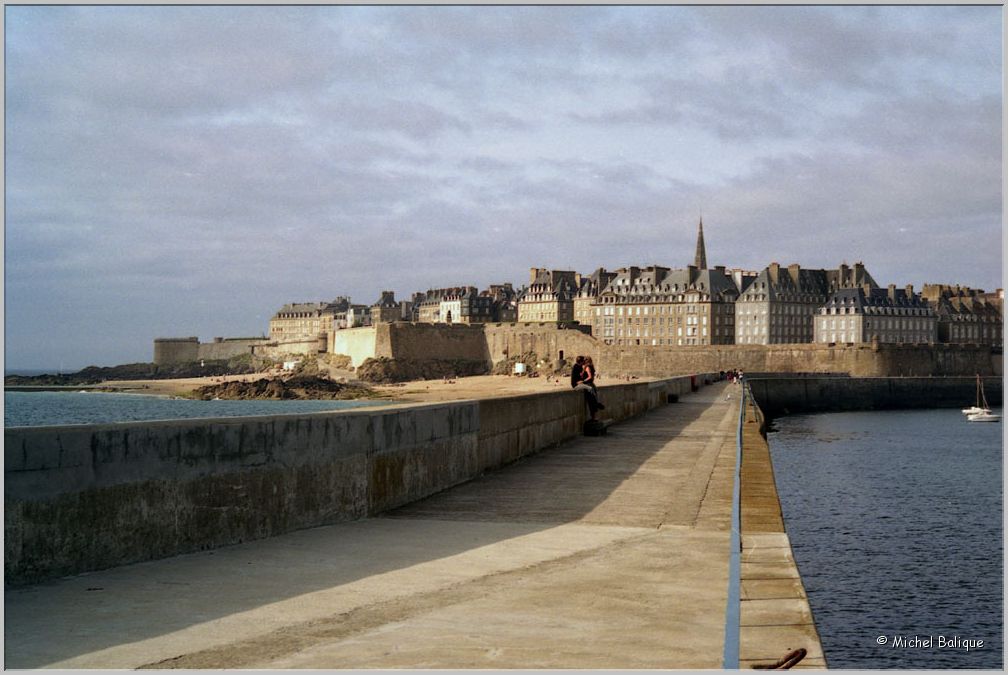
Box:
[4,382,821,669]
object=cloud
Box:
[4,5,1001,368]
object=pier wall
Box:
[746,376,1003,418]
[4,374,707,586]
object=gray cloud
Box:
[4,5,1001,369]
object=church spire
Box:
[694,217,707,269]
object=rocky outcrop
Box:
[356,357,489,384]
[191,376,378,400]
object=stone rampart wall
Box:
[483,323,600,364]
[197,339,269,362]
[381,322,491,363]
[746,376,1003,418]
[153,338,200,365]
[5,374,706,586]
[154,337,270,364]
[331,327,379,367]
[335,323,999,378]
[252,338,324,360]
[602,342,999,378]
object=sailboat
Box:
[962,374,992,415]
[965,375,1000,422]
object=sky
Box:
[4,5,1003,370]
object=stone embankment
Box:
[738,387,826,668]
[747,375,1002,418]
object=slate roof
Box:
[599,265,739,303]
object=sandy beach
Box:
[97,372,650,403]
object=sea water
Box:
[769,408,1003,669]
[4,390,390,427]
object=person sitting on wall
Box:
[570,355,602,420]
[581,356,605,411]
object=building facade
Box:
[413,284,517,324]
[593,264,739,346]
[269,298,349,341]
[814,285,937,345]
[921,285,1003,347]
[517,268,578,322]
[371,291,403,324]
[735,262,878,345]
[573,268,616,333]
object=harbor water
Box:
[4,390,390,427]
[769,408,1003,669]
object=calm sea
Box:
[4,391,390,427]
[769,408,1003,669]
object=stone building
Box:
[594,264,740,346]
[413,284,516,324]
[573,268,616,332]
[371,291,402,324]
[921,285,1003,347]
[484,283,519,322]
[415,289,448,323]
[345,304,371,328]
[735,262,878,345]
[814,284,937,345]
[517,268,579,322]
[440,286,491,324]
[269,298,349,341]
[589,219,741,346]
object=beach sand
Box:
[98,372,649,403]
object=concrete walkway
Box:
[5,383,740,669]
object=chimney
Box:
[905,284,914,298]
[715,265,726,275]
[769,262,780,285]
[888,283,897,301]
[686,264,697,283]
[788,263,800,284]
[529,267,541,285]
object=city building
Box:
[440,286,491,324]
[594,264,739,346]
[371,291,403,324]
[269,297,349,341]
[921,285,1003,347]
[484,283,519,322]
[345,304,371,328]
[735,262,878,345]
[413,284,517,324]
[573,268,616,332]
[589,219,739,346]
[814,284,937,344]
[517,268,579,322]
